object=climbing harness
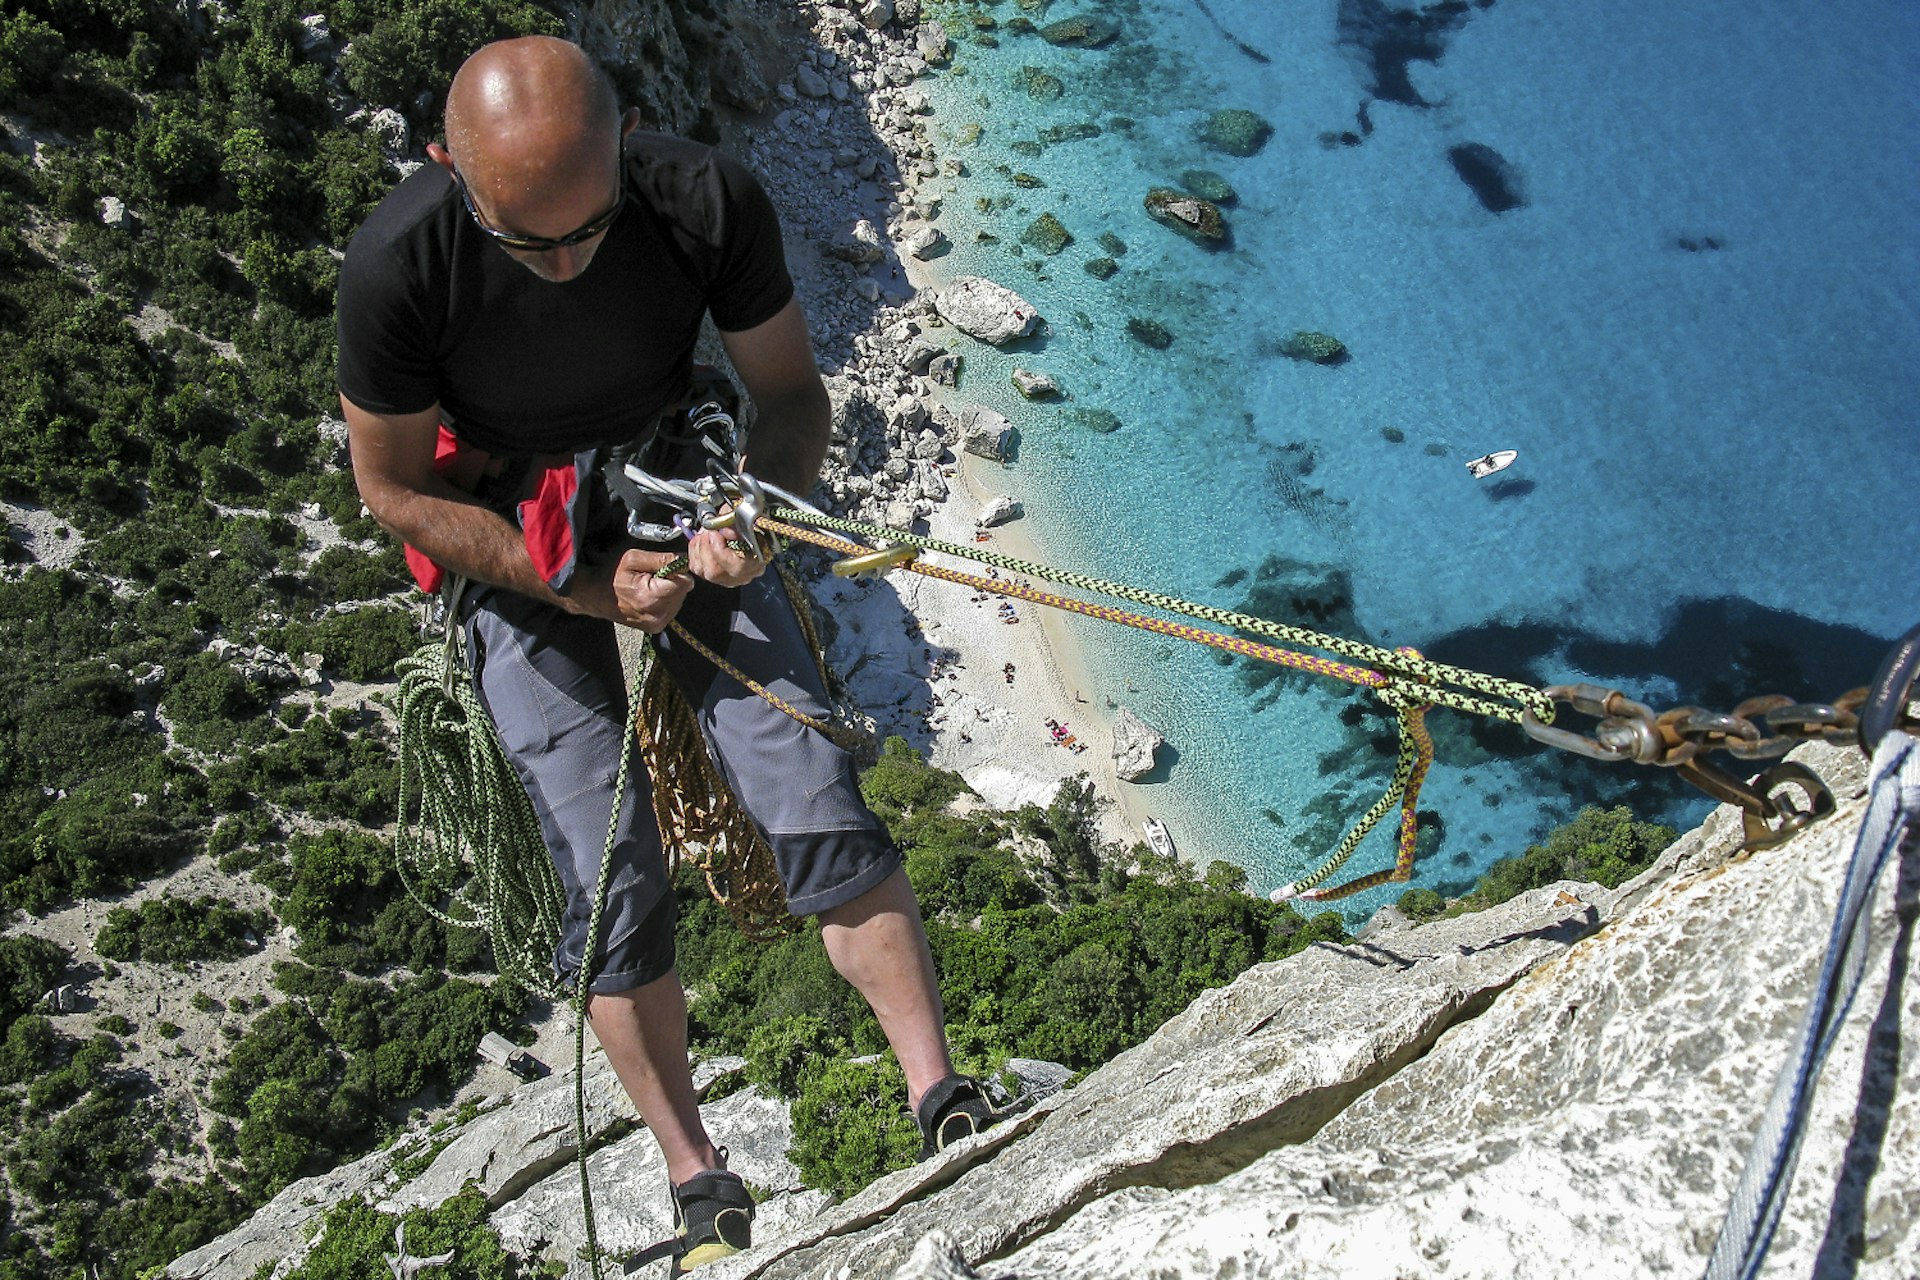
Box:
[1703,622,1920,1280]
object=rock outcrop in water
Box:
[175,742,1915,1278]
[1448,141,1527,213]
[1198,107,1273,157]
[1143,187,1227,243]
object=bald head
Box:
[444,37,621,199]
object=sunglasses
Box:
[452,162,626,253]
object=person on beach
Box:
[335,36,995,1273]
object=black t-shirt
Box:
[336,132,794,457]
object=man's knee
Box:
[581,887,678,993]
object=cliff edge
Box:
[171,741,1915,1277]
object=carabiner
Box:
[831,545,920,578]
[1520,683,1661,763]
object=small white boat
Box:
[1143,817,1177,861]
[1466,449,1518,478]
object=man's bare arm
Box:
[341,395,691,629]
[722,298,832,496]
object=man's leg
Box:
[467,593,725,1181]
[657,576,960,1106]
[817,869,955,1109]
[588,972,723,1184]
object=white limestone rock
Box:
[957,405,1013,461]
[366,107,409,155]
[933,276,1040,345]
[794,64,830,98]
[736,880,1618,1279]
[97,195,135,230]
[977,494,1021,528]
[1109,706,1163,781]
[902,339,946,376]
[296,13,331,54]
[904,225,948,259]
[488,1087,825,1270]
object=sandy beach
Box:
[804,452,1152,849]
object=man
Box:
[336,35,991,1272]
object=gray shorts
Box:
[465,573,899,994]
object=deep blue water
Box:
[914,0,1920,912]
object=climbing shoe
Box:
[671,1166,754,1274]
[914,1074,1000,1159]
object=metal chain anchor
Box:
[1520,682,1852,848]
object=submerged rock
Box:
[1200,107,1273,156]
[1020,212,1072,255]
[1010,368,1061,399]
[1097,230,1128,256]
[1037,120,1102,146]
[1125,317,1173,349]
[1143,187,1226,242]
[1083,256,1118,280]
[1014,65,1065,100]
[1066,407,1121,434]
[1179,167,1237,204]
[934,276,1040,345]
[1447,141,1526,213]
[1037,15,1119,47]
[1279,330,1348,364]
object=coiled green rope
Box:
[394,610,643,1279]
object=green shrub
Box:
[0,934,67,1025]
[94,894,271,964]
[1465,806,1677,910]
[1396,887,1446,921]
[744,1013,841,1098]
[0,1014,60,1085]
[787,1056,920,1198]
[272,1188,511,1280]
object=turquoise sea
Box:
[909,0,1920,911]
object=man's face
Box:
[457,145,623,284]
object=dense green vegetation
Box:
[93,893,272,963]
[0,3,573,1272]
[265,1189,515,1280]
[1397,805,1679,922]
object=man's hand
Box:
[572,548,696,632]
[687,526,767,587]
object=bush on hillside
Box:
[93,894,272,964]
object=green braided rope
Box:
[395,634,567,999]
[571,644,650,1280]
[775,508,1554,724]
[393,616,644,1280]
[1287,699,1424,895]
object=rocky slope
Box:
[170,740,1916,1278]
